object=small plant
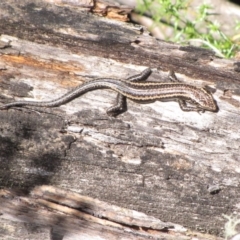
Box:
[135,0,239,58]
[223,214,240,240]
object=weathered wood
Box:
[0,186,226,240]
[0,0,240,239]
[0,186,179,240]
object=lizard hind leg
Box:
[107,93,127,117]
[127,68,152,82]
[107,68,152,116]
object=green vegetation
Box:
[136,0,239,58]
[223,214,240,239]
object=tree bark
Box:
[0,0,240,239]
[0,186,184,240]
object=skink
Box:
[0,68,218,115]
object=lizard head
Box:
[194,87,218,112]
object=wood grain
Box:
[0,0,240,239]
